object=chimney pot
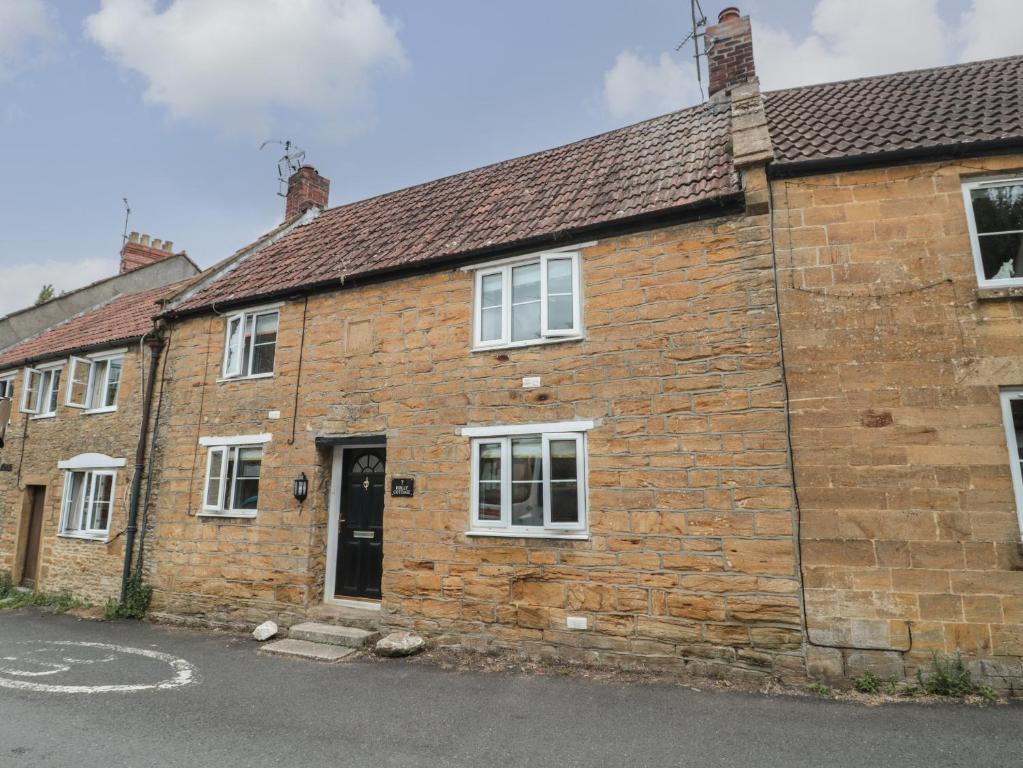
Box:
[141,234,150,247]
[718,6,741,23]
[151,239,162,250]
[163,240,173,251]
[285,165,330,220]
[129,231,139,243]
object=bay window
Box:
[473,252,581,348]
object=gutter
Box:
[162,193,745,320]
[120,329,165,602]
[768,137,1023,179]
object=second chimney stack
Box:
[285,165,330,219]
[706,7,757,99]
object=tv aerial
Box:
[676,0,708,100]
[259,139,307,198]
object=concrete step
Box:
[305,604,382,632]
[258,639,357,663]
[289,622,379,648]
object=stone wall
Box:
[146,207,805,678]
[0,346,152,605]
[773,154,1023,688]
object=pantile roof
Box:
[0,282,184,369]
[765,55,1023,169]
[172,102,738,312]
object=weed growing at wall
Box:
[0,572,82,614]
[104,577,153,620]
[918,653,997,702]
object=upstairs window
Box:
[66,354,123,412]
[464,421,591,537]
[222,308,279,379]
[473,252,582,348]
[20,365,62,417]
[201,443,264,517]
[963,177,1023,287]
[59,469,116,539]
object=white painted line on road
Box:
[0,641,197,693]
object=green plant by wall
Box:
[917,653,997,702]
[805,681,832,696]
[105,577,153,620]
[853,672,881,694]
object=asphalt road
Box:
[0,609,1020,768]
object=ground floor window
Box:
[201,444,263,517]
[999,389,1023,533]
[59,469,115,539]
[465,422,589,536]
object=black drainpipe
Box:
[120,328,166,602]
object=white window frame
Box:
[0,372,15,401]
[200,441,266,518]
[962,176,1023,289]
[466,423,589,539]
[58,468,117,540]
[220,305,281,380]
[20,362,62,418]
[66,351,124,413]
[999,388,1023,534]
[472,251,582,349]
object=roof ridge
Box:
[316,101,725,220]
[764,53,1023,97]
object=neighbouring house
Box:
[0,233,198,602]
[765,55,1023,684]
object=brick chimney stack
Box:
[285,165,330,219]
[119,232,183,274]
[706,7,757,100]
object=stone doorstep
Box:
[258,639,358,663]
[305,603,382,632]
[289,622,380,648]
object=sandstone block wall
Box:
[773,155,1023,688]
[146,208,805,678]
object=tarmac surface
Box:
[0,608,1020,767]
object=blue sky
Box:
[0,0,1019,315]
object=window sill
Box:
[83,407,117,415]
[976,284,1023,300]
[472,335,584,353]
[29,413,56,420]
[465,529,589,541]
[57,532,109,542]
[216,373,274,384]
[197,511,258,520]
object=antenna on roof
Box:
[122,198,131,246]
[675,0,708,100]
[259,139,307,198]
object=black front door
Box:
[335,449,385,599]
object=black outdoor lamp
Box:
[293,472,309,503]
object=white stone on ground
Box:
[253,620,279,641]
[374,631,425,657]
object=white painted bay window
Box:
[20,364,62,417]
[963,177,1023,287]
[473,252,581,348]
[222,308,279,379]
[66,353,123,412]
[463,421,591,538]
[59,470,116,539]
[199,435,271,517]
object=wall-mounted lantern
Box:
[293,472,308,503]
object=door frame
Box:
[325,444,384,610]
[15,485,46,587]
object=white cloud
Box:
[753,0,949,90]
[0,0,56,81]
[0,258,116,317]
[959,0,1023,62]
[84,0,407,136]
[603,50,702,121]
